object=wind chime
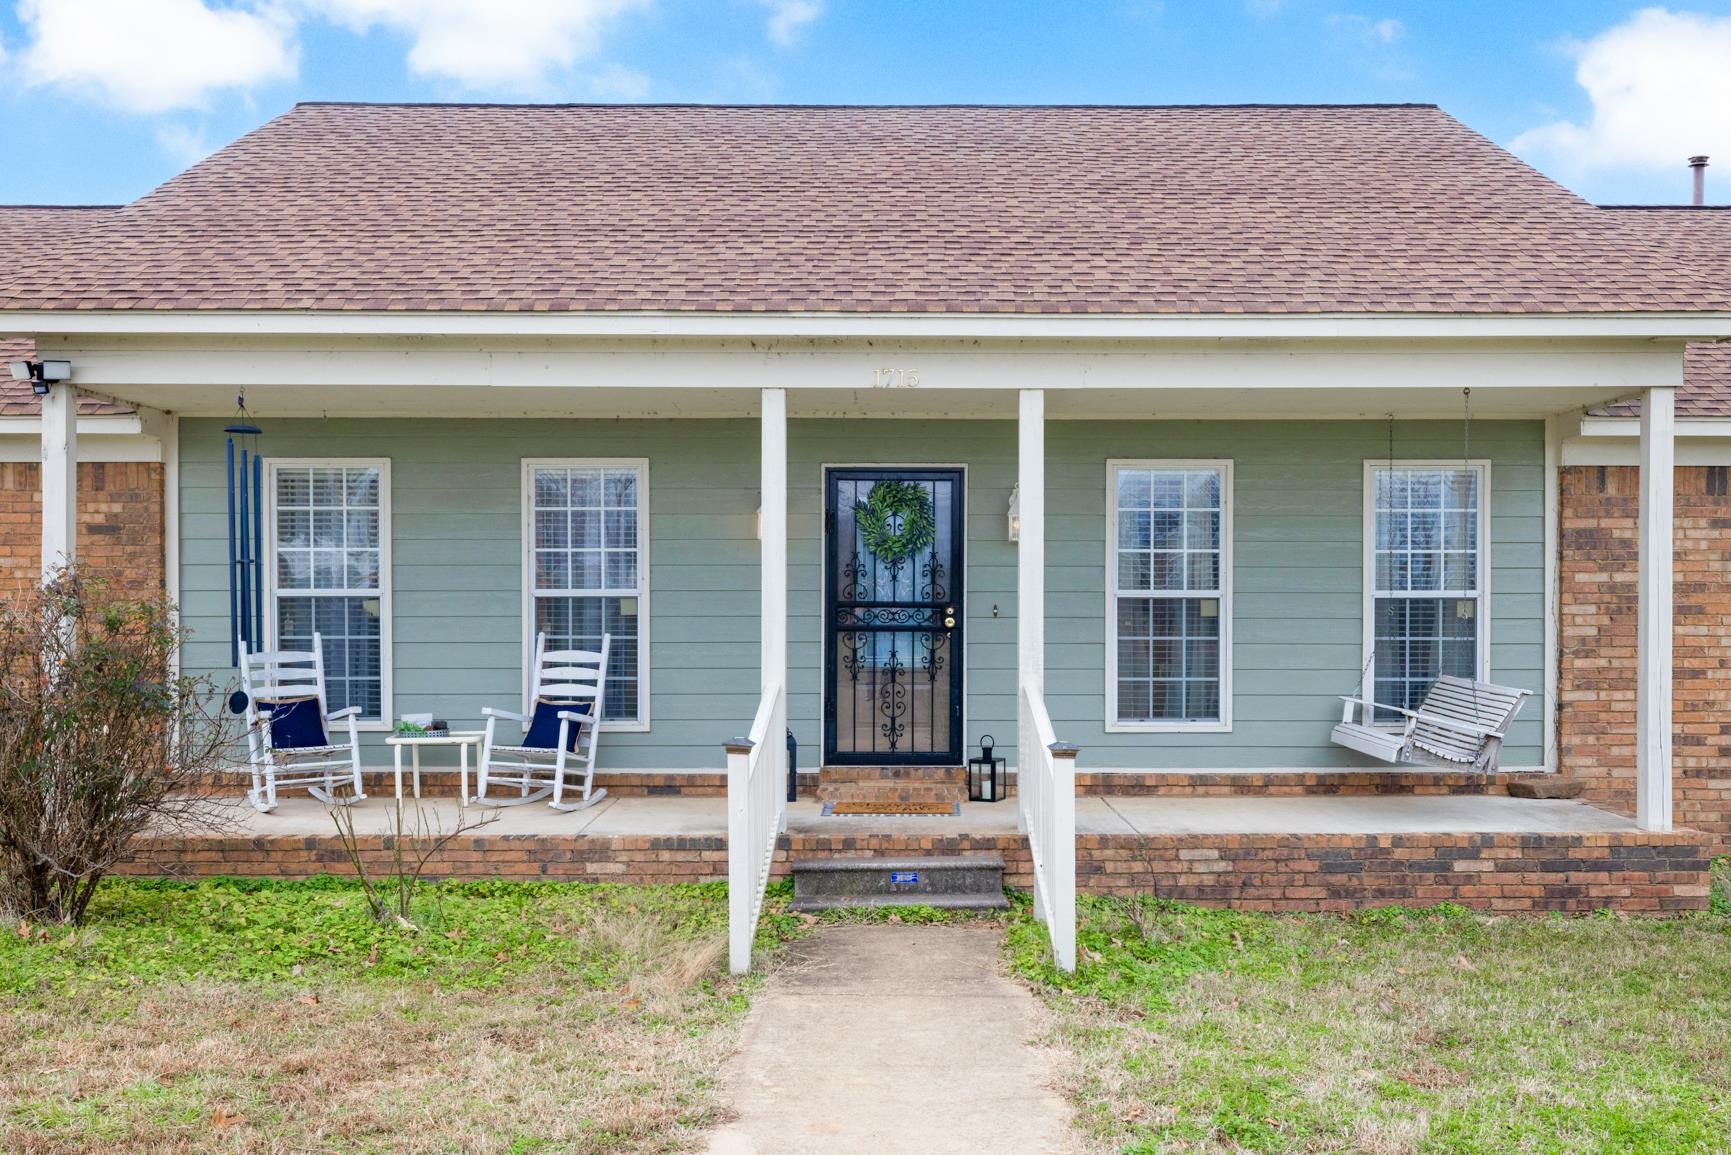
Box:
[225,396,265,668]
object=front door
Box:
[824,468,965,765]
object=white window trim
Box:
[1360,459,1493,717]
[1105,459,1234,734]
[520,457,651,732]
[263,457,394,731]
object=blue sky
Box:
[2,1,1730,206]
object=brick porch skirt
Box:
[115,828,1712,914]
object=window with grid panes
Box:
[528,463,644,723]
[1371,465,1484,719]
[270,463,387,719]
[1110,464,1228,725]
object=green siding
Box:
[178,417,1546,772]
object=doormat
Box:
[822,801,961,817]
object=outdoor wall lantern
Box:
[8,359,72,396]
[1006,485,1020,542]
[968,734,1006,803]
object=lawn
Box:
[1010,858,1731,1155]
[1,877,757,1154]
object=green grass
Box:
[2,876,772,1154]
[1009,864,1731,1155]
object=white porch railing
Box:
[1018,681,1077,972]
[725,681,787,974]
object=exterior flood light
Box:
[9,359,72,394]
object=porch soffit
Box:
[22,333,1680,420]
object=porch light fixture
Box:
[9,359,72,396]
[968,734,1006,802]
[754,503,762,541]
[1007,485,1020,542]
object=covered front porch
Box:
[27,318,1699,968]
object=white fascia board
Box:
[1577,416,1731,438]
[0,414,144,436]
[1562,435,1731,466]
[7,308,1731,341]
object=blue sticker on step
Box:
[890,871,919,885]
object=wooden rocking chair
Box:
[238,634,366,813]
[478,633,610,811]
[1332,675,1531,774]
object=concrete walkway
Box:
[704,925,1075,1155]
[209,790,1642,838]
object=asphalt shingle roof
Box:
[0,206,126,416]
[4,102,1731,316]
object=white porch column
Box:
[39,382,77,582]
[761,387,788,708]
[1636,385,1675,831]
[1017,388,1045,724]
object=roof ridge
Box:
[290,99,1445,111]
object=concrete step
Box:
[789,854,1010,912]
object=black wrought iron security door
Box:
[824,469,965,765]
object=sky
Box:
[2,0,1731,207]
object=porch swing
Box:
[1329,390,1532,774]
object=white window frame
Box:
[521,458,651,732]
[263,457,394,730]
[1361,459,1492,720]
[1105,459,1234,733]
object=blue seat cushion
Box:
[522,699,592,753]
[264,697,329,750]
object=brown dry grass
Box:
[2,905,746,1154]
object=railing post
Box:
[1048,742,1079,973]
[724,736,756,974]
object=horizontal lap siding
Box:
[1046,419,1546,769]
[179,416,1545,773]
[178,418,761,770]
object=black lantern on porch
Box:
[968,734,1005,803]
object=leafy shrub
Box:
[0,572,233,923]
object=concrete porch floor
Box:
[204,790,1645,839]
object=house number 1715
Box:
[873,368,920,388]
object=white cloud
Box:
[1328,12,1403,46]
[589,63,650,101]
[155,122,219,165]
[761,0,820,48]
[307,0,648,91]
[18,0,297,114]
[1511,8,1731,174]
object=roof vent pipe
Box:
[1690,155,1709,205]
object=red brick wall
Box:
[1560,465,1731,850]
[116,828,1712,913]
[0,461,164,596]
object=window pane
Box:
[1115,595,1220,724]
[535,595,640,721]
[276,594,382,718]
[1373,596,1476,719]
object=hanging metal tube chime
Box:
[225,398,265,668]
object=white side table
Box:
[386,731,485,804]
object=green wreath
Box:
[855,480,936,565]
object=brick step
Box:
[814,764,977,804]
[789,854,1010,912]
